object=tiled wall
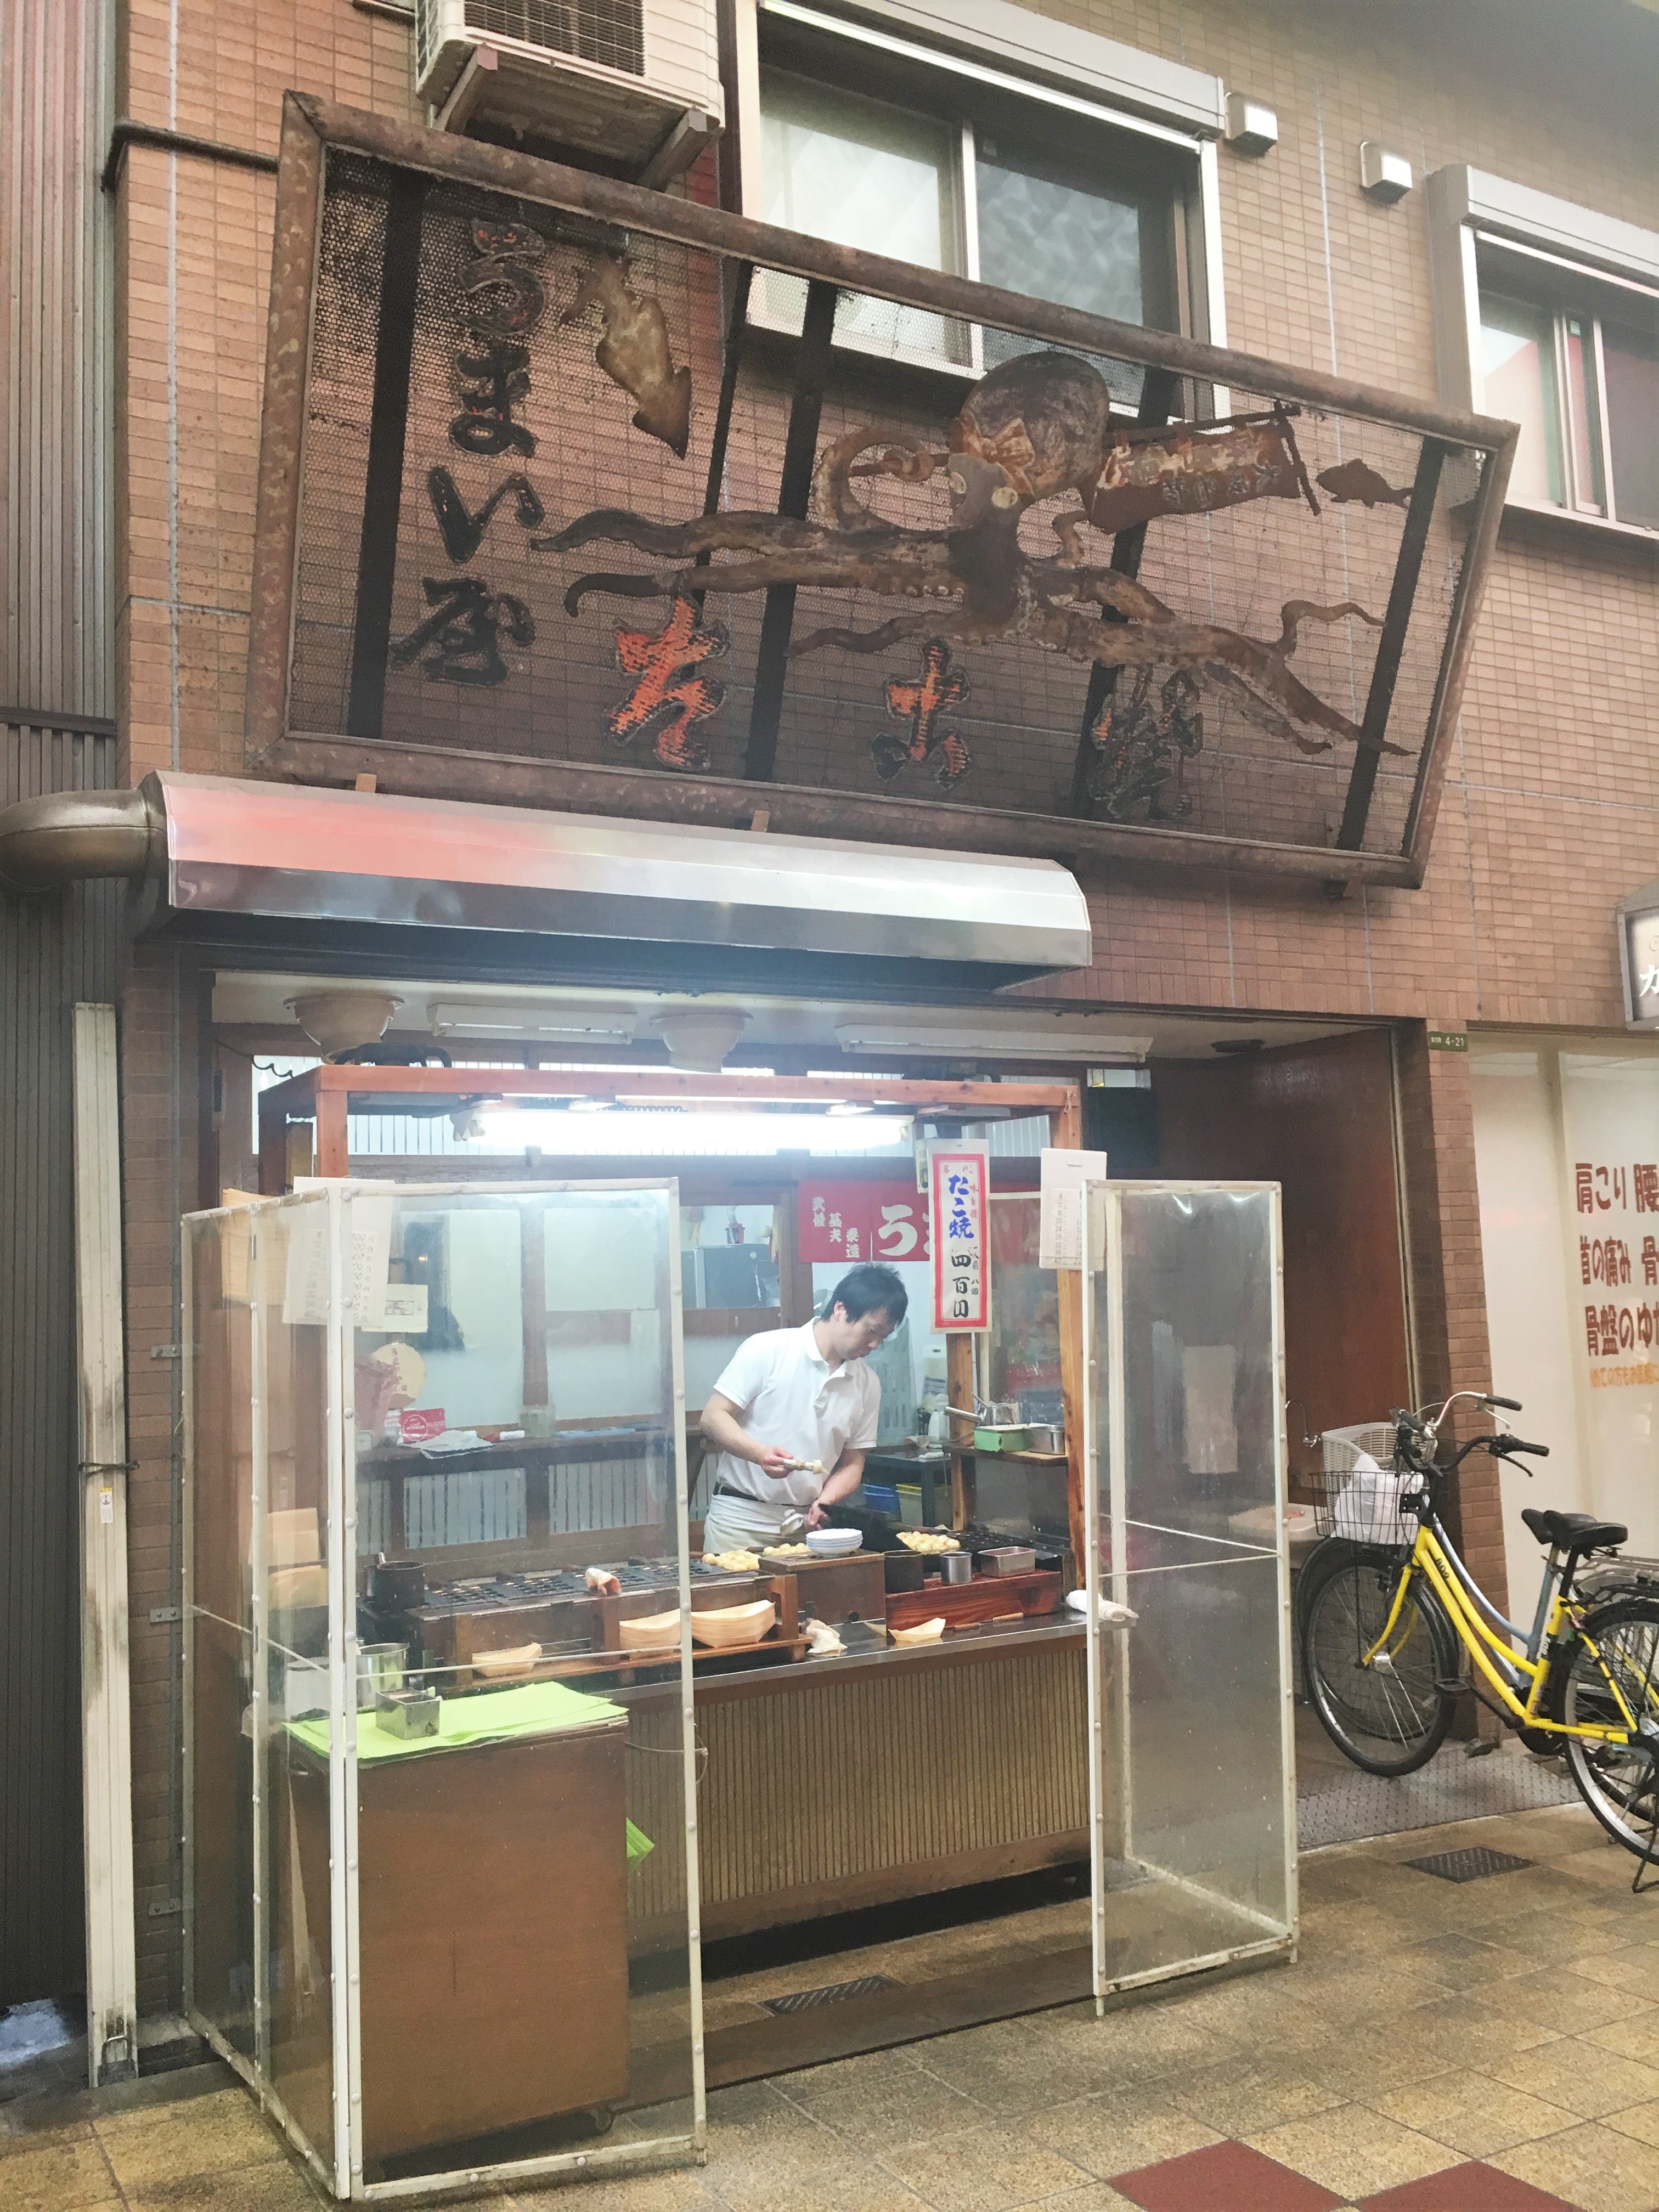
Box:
[108,0,1658,2004]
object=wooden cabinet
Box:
[290,1719,631,2164]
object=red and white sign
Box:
[397,1406,448,1444]
[796,1180,930,1267]
[929,1143,991,1333]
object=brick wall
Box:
[106,0,1658,2000]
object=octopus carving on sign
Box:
[539,351,1390,762]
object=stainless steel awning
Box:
[134,773,1092,985]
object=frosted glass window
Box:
[1481,296,1564,506]
[1605,318,1659,528]
[759,70,964,363]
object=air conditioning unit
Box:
[415,0,723,185]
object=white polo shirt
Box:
[708,1321,881,1508]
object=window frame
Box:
[730,0,1228,382]
[1429,163,1659,543]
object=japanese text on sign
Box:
[796,1181,930,1266]
[1574,1158,1659,1389]
[928,1143,990,1333]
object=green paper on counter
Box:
[287,1678,627,1762]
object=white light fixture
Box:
[429,999,637,1041]
[651,1008,749,1072]
[826,1100,874,1116]
[567,1096,614,1113]
[1224,92,1278,155]
[450,1107,488,1142]
[833,1022,1153,1064]
[286,989,402,1057]
[1359,142,1413,203]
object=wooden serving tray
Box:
[885,1570,1062,1633]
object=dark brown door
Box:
[1154,1031,1411,1482]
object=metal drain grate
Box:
[1406,1846,1534,1883]
[760,1974,898,2015]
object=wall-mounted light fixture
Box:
[1359,142,1413,202]
[1224,92,1278,156]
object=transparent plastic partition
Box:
[1082,1183,1296,2004]
[185,1182,701,2203]
[185,1194,339,2193]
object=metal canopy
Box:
[138,772,1092,983]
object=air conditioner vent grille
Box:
[461,0,645,78]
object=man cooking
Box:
[698,1262,908,1556]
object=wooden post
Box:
[946,1334,977,1530]
[258,1088,287,1195]
[315,1085,349,1176]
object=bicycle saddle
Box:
[1522,1506,1627,1552]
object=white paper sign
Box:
[282,1182,397,1326]
[1038,1148,1110,1271]
[928,1141,991,1332]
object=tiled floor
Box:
[4,1801,1658,2212]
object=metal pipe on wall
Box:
[0,786,156,893]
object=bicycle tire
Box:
[1302,1554,1459,1776]
[1548,1595,1659,1866]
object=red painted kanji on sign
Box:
[871,639,971,787]
[608,595,728,771]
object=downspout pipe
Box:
[0,786,159,894]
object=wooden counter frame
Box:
[255,1064,1090,1562]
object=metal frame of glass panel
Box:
[1080,1181,1297,2010]
[183,1179,704,2203]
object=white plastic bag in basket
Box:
[1333,1452,1406,1541]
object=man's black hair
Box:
[823,1262,908,1327]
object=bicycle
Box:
[1299,1391,1659,1887]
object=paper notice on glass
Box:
[281,1185,397,1326]
[1038,1149,1110,1271]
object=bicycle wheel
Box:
[1551,1596,1659,1865]
[1302,1553,1458,1775]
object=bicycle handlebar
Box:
[1496,1437,1549,1458]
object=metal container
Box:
[1025,1423,1064,1455]
[882,1550,928,1595]
[375,1686,440,1740]
[371,1555,426,1610]
[973,1426,1031,1454]
[940,1551,972,1585]
[978,1546,1037,1576]
[356,1642,406,1708]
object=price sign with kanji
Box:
[929,1143,991,1333]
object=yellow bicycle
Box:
[1300,1392,1659,1882]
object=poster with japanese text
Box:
[795,1180,930,1267]
[929,1143,991,1333]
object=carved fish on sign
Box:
[562,252,693,459]
[1317,459,1412,509]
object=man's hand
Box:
[805,1500,828,1529]
[757,1443,797,1479]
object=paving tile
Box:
[1583,2012,1659,2069]
[1491,2119,1659,2212]
[1389,1995,1563,2072]
[1024,2188,1139,2212]
[514,2169,720,2212]
[1368,2070,1579,2160]
[780,2050,992,2150]
[123,2156,325,2211]
[1358,2161,1582,2208]
[0,2131,121,2210]
[1164,2053,1346,2136]
[1021,2090,1221,2182]
[1245,2103,1461,2202]
[1557,1948,1659,1998]
[1109,2138,1344,2211]
[1485,2041,1659,2123]
[95,2084,286,2185]
[876,2123,1093,2212]
[1387,1934,1538,1993]
[1491,1971,1656,2037]
[1600,2100,1659,2151]
[712,2154,938,2212]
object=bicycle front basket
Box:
[1314,1421,1415,1544]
